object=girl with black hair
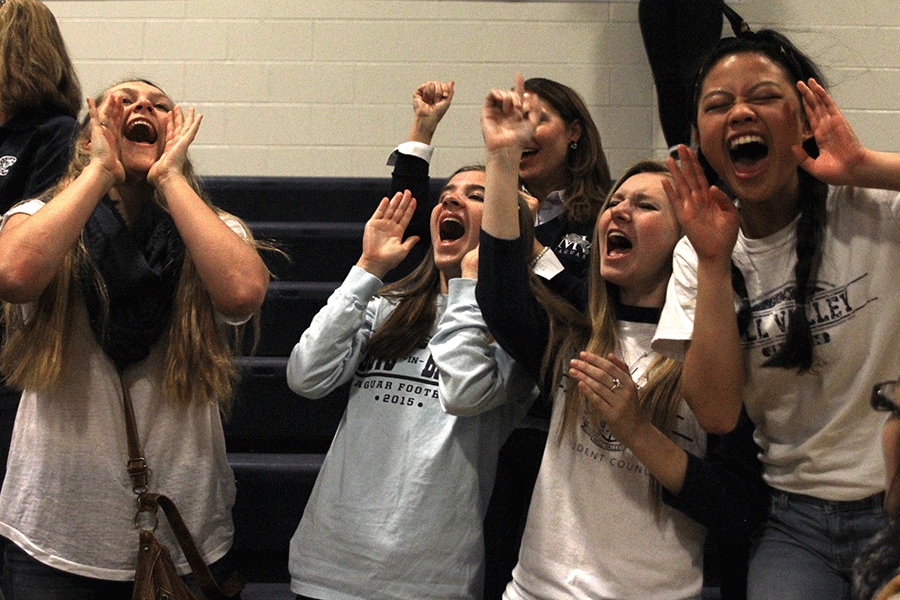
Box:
[655,28,900,599]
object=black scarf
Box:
[79,196,185,370]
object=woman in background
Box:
[0,0,81,210]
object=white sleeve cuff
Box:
[386,141,435,165]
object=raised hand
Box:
[794,78,866,185]
[569,352,644,446]
[664,145,739,264]
[409,80,454,144]
[481,73,539,155]
[356,190,420,279]
[87,96,125,184]
[148,105,202,188]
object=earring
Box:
[569,141,578,150]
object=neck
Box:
[738,175,802,239]
[617,279,668,310]
[108,182,154,226]
[525,175,569,209]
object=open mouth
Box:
[439,216,465,242]
[606,231,632,256]
[124,119,158,145]
[729,135,768,171]
[521,148,538,158]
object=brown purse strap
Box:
[120,374,244,599]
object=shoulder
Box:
[7,110,77,136]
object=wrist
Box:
[152,170,189,193]
[83,161,119,190]
[355,258,387,281]
[408,117,438,145]
[485,145,523,169]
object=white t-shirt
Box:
[505,319,707,600]
[654,185,899,501]
[0,199,242,579]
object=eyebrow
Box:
[701,80,784,103]
[114,87,173,104]
[440,183,485,195]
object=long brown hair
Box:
[0,0,81,118]
[0,81,265,411]
[540,161,684,511]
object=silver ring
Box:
[611,377,622,391]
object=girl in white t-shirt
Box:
[477,75,767,600]
[657,28,900,600]
[0,80,270,598]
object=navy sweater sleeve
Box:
[663,408,767,539]
[476,231,550,380]
[386,152,435,281]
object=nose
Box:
[610,200,631,222]
[441,194,462,208]
[729,100,756,125]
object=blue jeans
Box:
[747,488,886,600]
[1,540,240,600]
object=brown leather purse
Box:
[121,376,244,600]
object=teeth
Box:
[607,231,632,253]
[730,135,764,149]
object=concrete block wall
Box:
[45,0,900,180]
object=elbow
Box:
[286,367,325,399]
[0,261,47,304]
[215,276,269,322]
[286,349,328,400]
[438,381,493,417]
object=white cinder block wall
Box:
[44,0,900,179]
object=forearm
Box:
[158,175,268,319]
[483,147,522,240]
[884,416,900,520]
[850,149,900,192]
[0,163,114,303]
[683,257,743,434]
[624,421,688,494]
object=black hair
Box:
[693,29,828,372]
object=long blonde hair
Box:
[540,161,684,511]
[0,81,264,411]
